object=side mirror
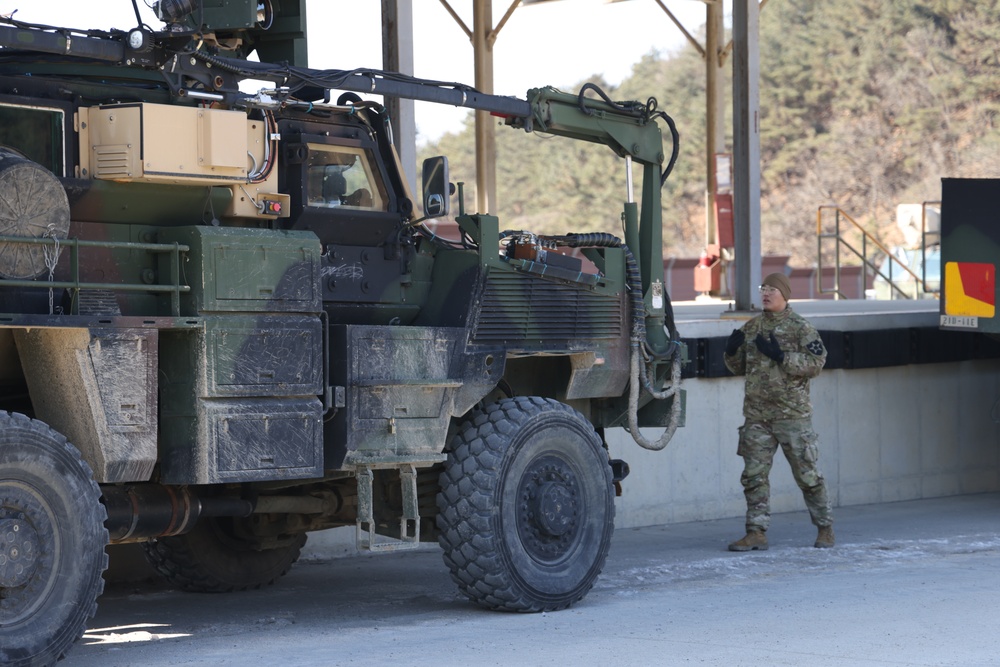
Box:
[421,156,450,219]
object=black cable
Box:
[556,232,679,348]
[131,0,144,28]
[555,233,646,342]
[655,109,680,186]
[572,85,679,188]
[576,83,646,118]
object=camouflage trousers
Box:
[737,418,833,532]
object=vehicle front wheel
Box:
[437,396,615,612]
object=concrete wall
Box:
[608,359,1000,529]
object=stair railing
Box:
[816,206,922,300]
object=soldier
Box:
[723,272,834,551]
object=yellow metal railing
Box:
[816,206,926,300]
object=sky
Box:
[1,0,712,142]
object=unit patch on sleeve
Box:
[806,339,825,356]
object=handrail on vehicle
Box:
[0,235,191,316]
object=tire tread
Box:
[436,397,614,613]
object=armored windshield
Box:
[306,145,387,211]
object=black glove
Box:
[725,329,745,356]
[755,332,785,364]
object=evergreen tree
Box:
[419,0,1000,267]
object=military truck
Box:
[0,2,684,664]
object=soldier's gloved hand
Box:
[755,332,785,363]
[725,329,745,355]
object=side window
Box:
[305,144,387,211]
[0,104,65,176]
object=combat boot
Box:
[728,529,768,552]
[814,525,835,548]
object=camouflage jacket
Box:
[723,306,827,421]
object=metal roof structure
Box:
[380,0,764,310]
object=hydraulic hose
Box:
[558,233,682,451]
[573,85,680,187]
[561,232,646,340]
[628,347,682,451]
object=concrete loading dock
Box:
[608,298,1000,530]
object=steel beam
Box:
[382,0,417,195]
[473,0,497,214]
[732,0,762,310]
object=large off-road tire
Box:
[142,517,306,593]
[0,412,108,667]
[437,396,615,612]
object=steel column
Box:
[381,0,417,195]
[473,0,497,214]
[732,0,762,310]
[705,0,725,248]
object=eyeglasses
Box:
[759,285,780,295]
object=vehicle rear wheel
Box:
[0,412,108,667]
[437,396,615,612]
[142,517,306,593]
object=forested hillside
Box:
[418,0,1000,266]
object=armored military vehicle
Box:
[0,2,684,664]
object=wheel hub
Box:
[536,482,574,536]
[0,517,38,587]
[518,457,581,561]
[0,486,57,620]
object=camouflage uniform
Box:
[724,306,833,532]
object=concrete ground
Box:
[66,493,1000,667]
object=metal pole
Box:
[834,210,842,300]
[705,0,725,247]
[862,233,867,299]
[473,0,497,214]
[816,208,823,296]
[732,0,762,310]
[381,0,417,195]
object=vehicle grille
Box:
[472,271,623,342]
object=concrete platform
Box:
[608,294,1000,530]
[673,296,940,337]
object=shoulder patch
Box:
[806,339,825,355]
